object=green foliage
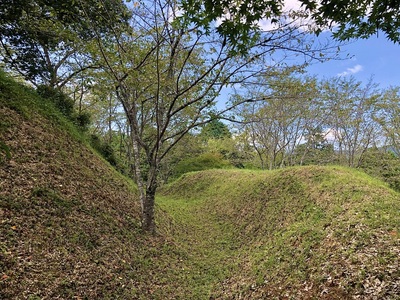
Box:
[89,134,118,167]
[74,111,91,131]
[200,119,231,140]
[37,85,75,118]
[0,0,131,87]
[173,152,231,179]
[179,0,284,54]
[359,148,400,192]
[180,0,400,46]
[306,0,400,42]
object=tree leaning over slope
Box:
[88,0,338,233]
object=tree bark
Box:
[141,184,156,234]
[131,131,157,234]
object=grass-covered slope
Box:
[1,71,399,299]
[0,72,192,299]
[160,168,400,299]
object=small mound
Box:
[161,168,400,299]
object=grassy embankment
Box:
[0,71,198,299]
[1,71,399,299]
[159,167,399,299]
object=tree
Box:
[293,127,336,166]
[321,76,381,167]
[200,118,231,140]
[0,0,130,88]
[303,0,400,42]
[91,0,336,233]
[375,87,400,156]
[234,73,320,169]
[180,0,400,48]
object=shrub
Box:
[36,85,75,118]
[359,148,400,192]
[74,112,91,131]
[173,152,232,179]
[90,134,118,167]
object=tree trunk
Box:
[142,162,159,234]
[131,135,158,233]
[125,104,158,234]
[130,133,156,233]
[141,185,156,234]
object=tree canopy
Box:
[303,0,400,41]
[0,0,130,87]
[180,0,400,49]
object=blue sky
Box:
[307,33,400,89]
[218,33,400,110]
[275,0,400,89]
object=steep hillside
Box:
[0,72,191,299]
[160,168,400,299]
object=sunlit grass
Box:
[159,166,400,298]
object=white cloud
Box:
[257,0,324,32]
[284,0,303,11]
[215,0,330,33]
[324,128,339,142]
[337,64,363,77]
